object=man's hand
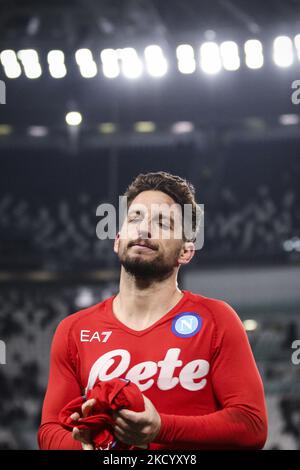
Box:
[71,398,96,450]
[113,394,161,447]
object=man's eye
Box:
[128,215,141,222]
[159,220,170,229]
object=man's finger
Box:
[117,408,139,421]
[82,442,94,450]
[113,424,143,443]
[114,415,132,431]
[114,428,145,447]
[114,425,126,437]
[114,427,131,445]
[70,412,80,421]
[72,427,91,445]
[82,398,96,418]
[72,427,81,441]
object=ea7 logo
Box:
[0,340,6,364]
[80,330,112,343]
[0,80,6,104]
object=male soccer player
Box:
[38,171,268,450]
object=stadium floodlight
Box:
[295,34,300,60]
[28,126,48,137]
[144,45,168,77]
[75,288,94,308]
[171,121,194,134]
[0,124,13,135]
[47,50,67,78]
[100,49,120,78]
[220,41,240,71]
[279,114,299,125]
[0,49,22,78]
[17,49,42,78]
[65,111,82,126]
[118,48,143,79]
[273,36,294,67]
[134,121,156,133]
[200,42,222,74]
[243,319,258,332]
[283,237,300,252]
[75,48,97,78]
[99,122,117,134]
[244,39,264,69]
[176,44,196,74]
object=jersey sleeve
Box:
[37,318,82,450]
[155,300,268,449]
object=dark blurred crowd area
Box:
[0,141,299,270]
[0,183,298,268]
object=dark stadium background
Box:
[0,0,300,449]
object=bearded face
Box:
[114,191,185,282]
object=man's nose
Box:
[137,218,152,239]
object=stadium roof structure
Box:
[0,0,300,147]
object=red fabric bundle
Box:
[59,378,145,450]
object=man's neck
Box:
[112,268,184,331]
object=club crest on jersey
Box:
[172,312,202,338]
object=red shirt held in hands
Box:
[59,377,145,450]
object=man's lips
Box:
[130,243,156,251]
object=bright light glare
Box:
[144,45,168,77]
[171,121,194,134]
[119,48,143,79]
[243,319,258,331]
[244,40,264,69]
[47,50,67,78]
[28,126,48,137]
[200,42,222,74]
[99,122,117,134]
[0,124,13,135]
[0,49,22,78]
[220,41,240,71]
[273,36,294,67]
[176,44,196,74]
[100,49,120,78]
[295,34,300,60]
[65,111,82,126]
[17,49,42,78]
[75,288,94,308]
[75,48,97,78]
[279,114,299,125]
[134,121,156,133]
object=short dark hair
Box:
[123,171,201,242]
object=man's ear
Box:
[178,241,195,266]
[114,232,120,254]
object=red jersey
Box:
[38,290,268,450]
